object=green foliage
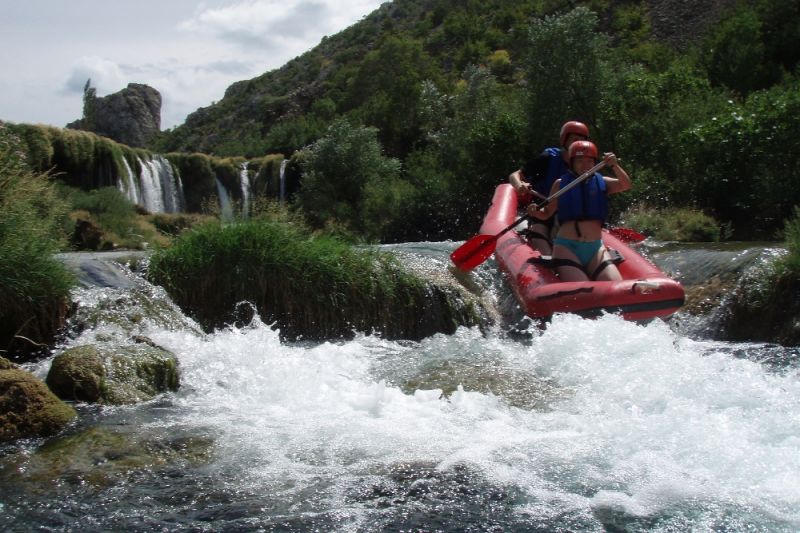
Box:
[8,123,143,191]
[61,186,137,241]
[621,204,722,242]
[165,152,218,212]
[263,116,325,154]
[296,119,402,239]
[0,122,74,353]
[523,7,608,147]
[148,213,213,238]
[679,79,800,237]
[147,216,460,340]
[345,35,441,157]
[597,59,727,197]
[778,206,800,276]
[702,7,777,95]
[487,49,513,80]
[82,79,97,131]
[404,66,527,239]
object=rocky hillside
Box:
[153,0,739,157]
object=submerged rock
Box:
[46,341,179,405]
[720,266,800,346]
[0,426,213,489]
[0,357,77,442]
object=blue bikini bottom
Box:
[553,237,602,266]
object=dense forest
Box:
[150,0,800,242]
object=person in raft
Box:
[508,120,590,255]
[528,140,631,282]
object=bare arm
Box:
[509,169,530,195]
[527,179,560,219]
[602,153,631,194]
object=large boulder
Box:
[68,83,161,147]
[46,340,179,405]
[0,357,77,442]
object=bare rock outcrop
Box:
[68,83,161,147]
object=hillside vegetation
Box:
[152,0,800,241]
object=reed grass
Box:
[777,206,800,276]
[621,204,724,242]
[0,122,74,356]
[148,214,479,340]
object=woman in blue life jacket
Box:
[508,121,590,255]
[528,140,632,282]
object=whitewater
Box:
[1,244,799,532]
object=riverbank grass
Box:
[148,215,478,340]
[0,122,74,357]
[621,204,725,241]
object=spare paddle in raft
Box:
[451,160,607,271]
[607,226,646,244]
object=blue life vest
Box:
[532,147,569,197]
[557,171,608,223]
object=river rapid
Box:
[1,243,799,532]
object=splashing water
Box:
[2,246,799,531]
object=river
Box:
[1,242,798,532]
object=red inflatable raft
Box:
[477,184,684,321]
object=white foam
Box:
[141,313,800,526]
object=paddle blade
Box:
[609,227,646,244]
[450,234,498,271]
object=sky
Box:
[0,0,385,130]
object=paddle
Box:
[451,160,608,271]
[608,226,646,244]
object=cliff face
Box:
[68,83,161,148]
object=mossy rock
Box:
[0,426,213,488]
[46,341,180,405]
[0,357,77,442]
[721,268,800,345]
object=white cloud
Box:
[179,0,382,52]
[0,0,385,130]
[63,56,127,95]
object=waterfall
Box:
[240,162,250,218]
[216,178,234,221]
[279,159,288,203]
[115,155,186,214]
[117,156,142,206]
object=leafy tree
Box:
[702,7,778,95]
[523,7,608,148]
[345,36,441,157]
[679,78,800,237]
[82,78,97,131]
[402,67,526,239]
[296,119,401,238]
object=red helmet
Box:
[559,121,589,147]
[568,140,598,162]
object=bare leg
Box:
[588,247,622,281]
[528,221,553,256]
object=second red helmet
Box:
[559,121,589,147]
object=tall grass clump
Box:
[0,122,74,357]
[621,204,724,242]
[148,215,480,340]
[776,206,800,276]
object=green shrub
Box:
[60,186,137,241]
[777,206,800,276]
[296,119,401,238]
[147,216,464,340]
